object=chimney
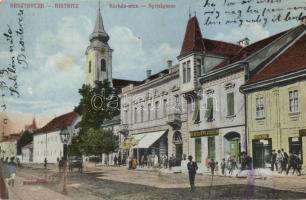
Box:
[146,69,152,78]
[300,16,306,26]
[238,37,250,47]
[167,60,172,68]
[167,60,173,73]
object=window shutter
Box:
[227,93,234,116]
[192,99,200,122]
[205,98,213,120]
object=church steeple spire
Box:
[90,1,109,43]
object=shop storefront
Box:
[252,134,272,168]
[190,129,219,163]
[132,130,168,165]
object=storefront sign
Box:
[190,129,219,138]
[254,134,269,140]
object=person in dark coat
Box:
[209,159,216,175]
[114,155,118,166]
[286,152,301,176]
[44,157,47,169]
[271,150,277,171]
[281,148,289,172]
[187,155,198,192]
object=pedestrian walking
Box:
[114,155,118,167]
[276,150,284,173]
[271,150,277,171]
[281,148,289,172]
[286,152,301,176]
[169,155,173,170]
[44,157,47,169]
[164,155,168,169]
[208,159,216,175]
[187,155,198,192]
[220,158,226,176]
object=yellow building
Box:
[241,24,306,168]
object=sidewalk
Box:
[8,174,70,200]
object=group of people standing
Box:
[131,154,177,170]
[205,152,253,176]
[271,148,302,176]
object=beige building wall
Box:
[247,80,306,168]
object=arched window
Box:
[101,59,106,72]
[89,61,91,73]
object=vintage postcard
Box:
[0,0,306,199]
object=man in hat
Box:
[187,155,198,192]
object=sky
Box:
[0,0,305,132]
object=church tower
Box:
[85,5,113,87]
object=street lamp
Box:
[60,127,71,194]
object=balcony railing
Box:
[167,111,182,129]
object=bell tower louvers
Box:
[85,5,113,87]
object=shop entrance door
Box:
[252,139,272,168]
[253,141,264,168]
[175,144,183,165]
[229,139,240,160]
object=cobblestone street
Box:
[7,164,306,199]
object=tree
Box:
[74,80,120,129]
[71,80,120,156]
[17,131,33,154]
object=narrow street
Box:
[8,165,306,199]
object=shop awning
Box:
[133,130,167,149]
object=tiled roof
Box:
[179,16,205,56]
[247,32,306,84]
[214,31,287,69]
[203,38,241,56]
[179,16,241,57]
[34,111,79,134]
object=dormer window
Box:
[101,59,106,72]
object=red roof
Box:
[214,31,287,69]
[203,38,241,56]
[247,33,306,84]
[25,118,37,131]
[179,16,241,57]
[180,16,205,56]
[35,111,79,134]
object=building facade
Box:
[119,61,189,165]
[176,16,248,171]
[33,111,80,163]
[241,22,306,168]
